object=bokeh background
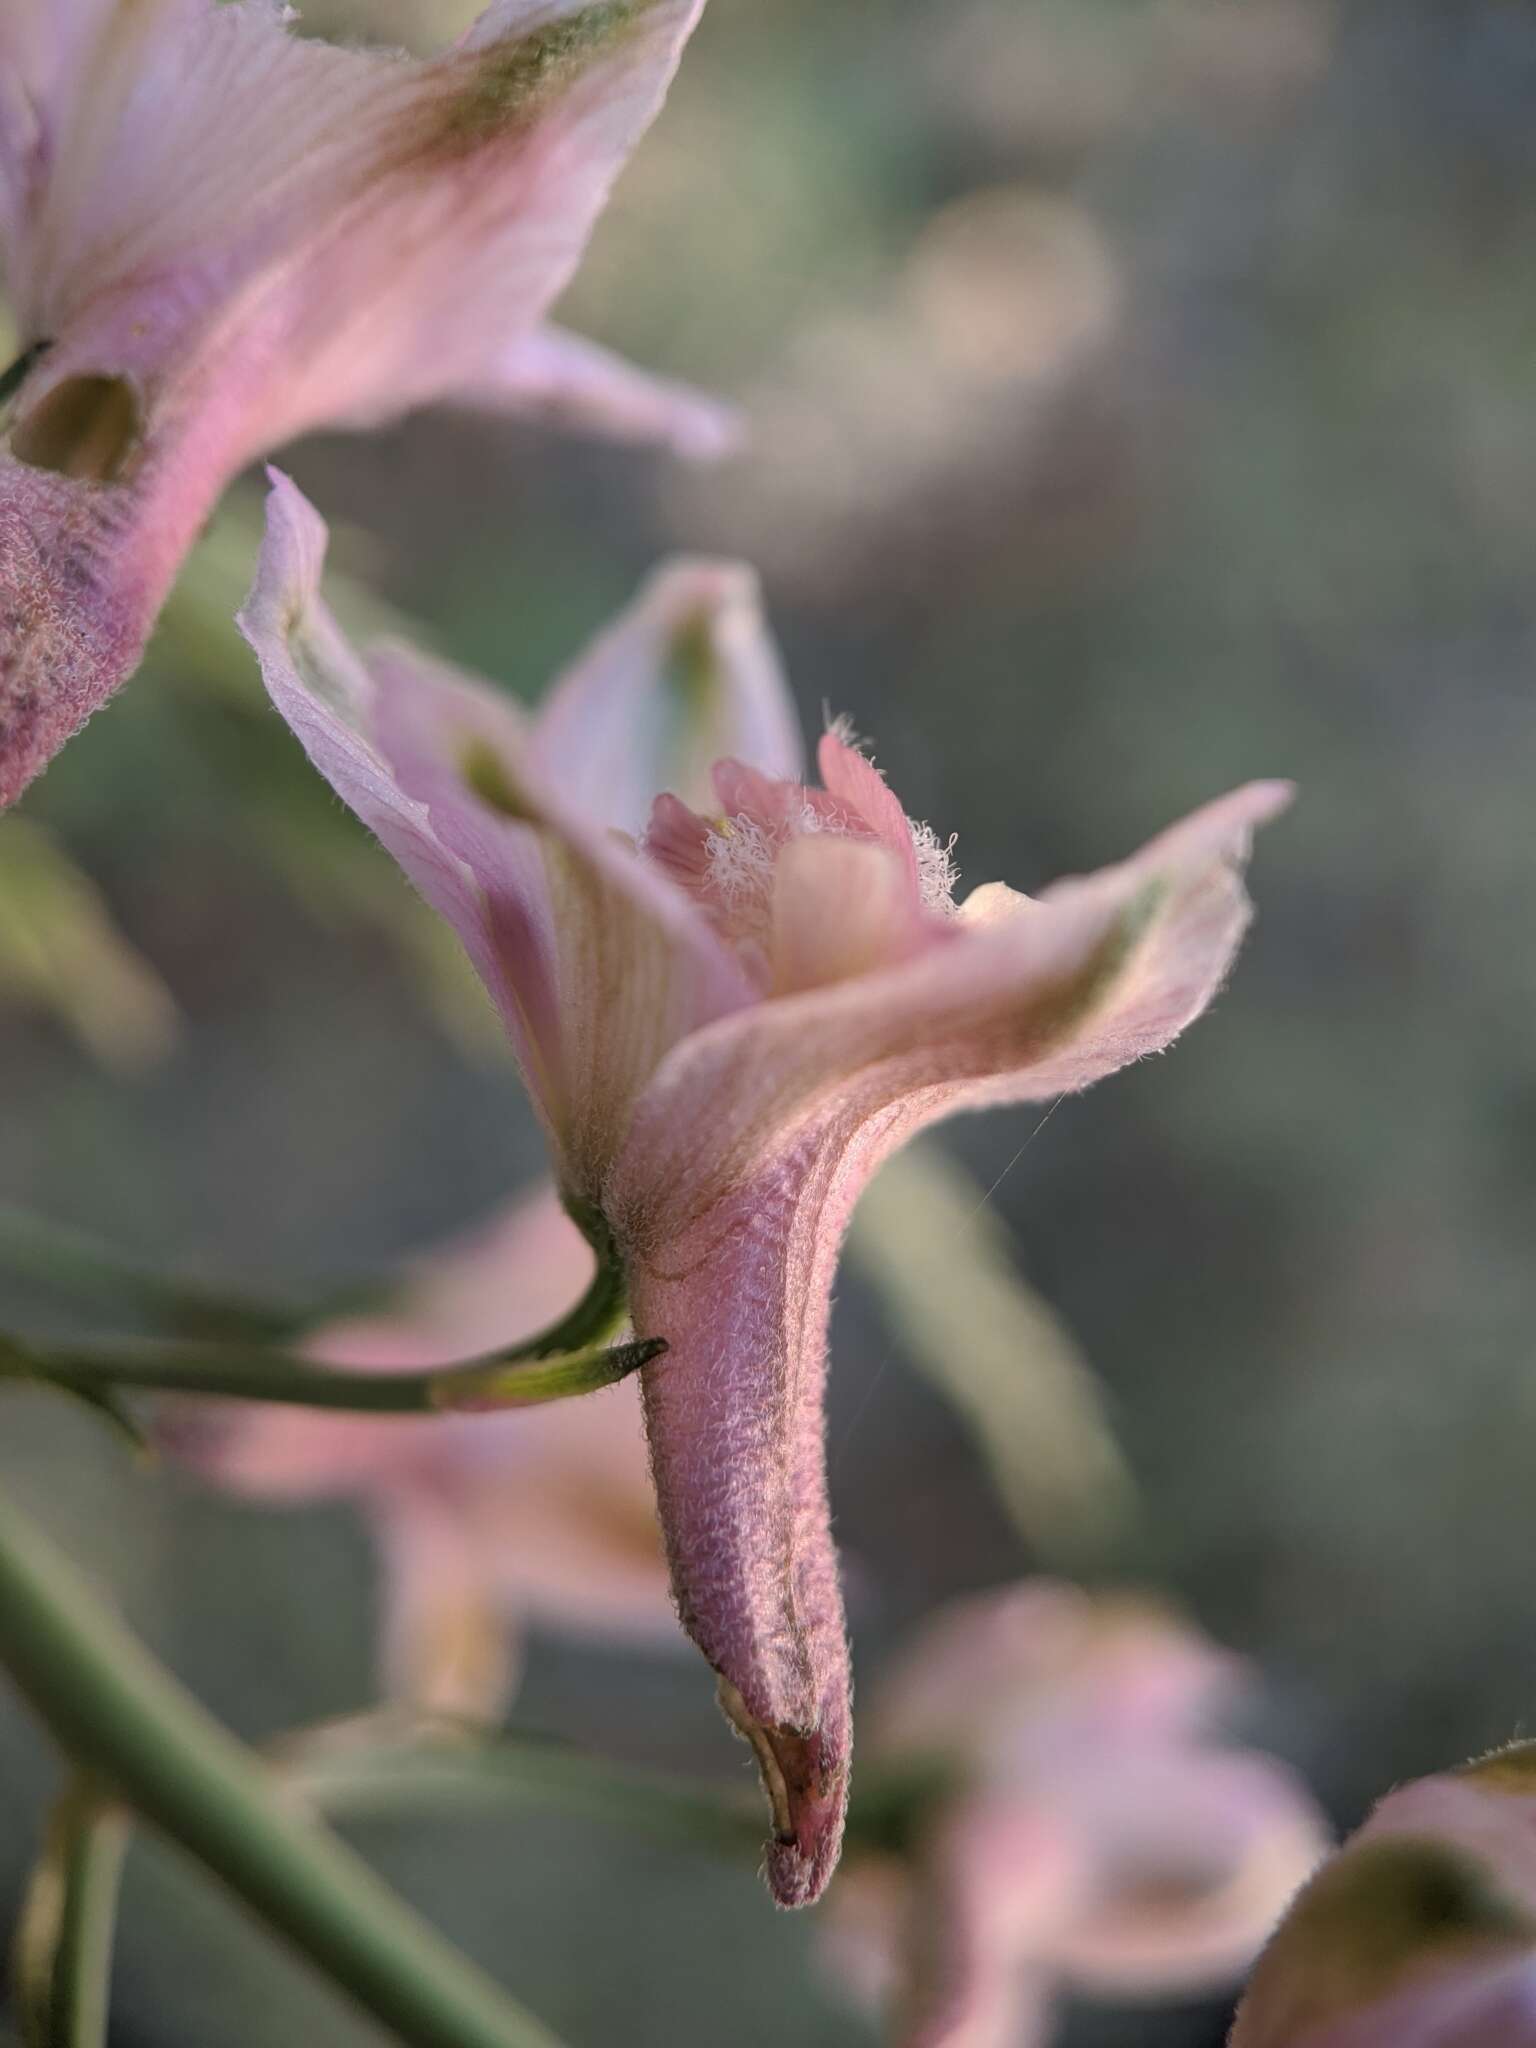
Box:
[6,0,1536,2041]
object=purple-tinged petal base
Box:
[627,1105,918,1907]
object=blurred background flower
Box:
[823,1583,1327,2047]
[5,0,1536,2041]
[167,1185,677,1726]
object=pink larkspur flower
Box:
[240,472,1292,1905]
[823,1583,1328,2048]
[0,0,731,804]
[171,1183,675,1723]
[1231,1744,1536,2048]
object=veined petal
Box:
[262,0,712,441]
[0,0,707,801]
[447,323,743,462]
[5,0,706,415]
[0,2,206,267]
[245,477,750,1186]
[238,474,566,1134]
[531,554,803,835]
[369,640,752,1196]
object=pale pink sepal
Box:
[0,0,707,802]
[530,555,802,836]
[240,475,757,1179]
[453,324,743,463]
[236,475,568,1138]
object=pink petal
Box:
[612,787,1288,1906]
[462,1390,674,1647]
[817,729,924,901]
[0,0,707,801]
[237,475,567,1137]
[367,642,752,1195]
[7,1,706,423]
[612,781,1293,1240]
[451,323,743,462]
[627,1106,895,1909]
[170,1184,605,1503]
[245,478,750,1185]
[531,555,803,837]
[768,835,936,995]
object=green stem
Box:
[0,1332,662,1415]
[1,1207,651,1414]
[0,1494,562,2048]
[0,1199,620,1359]
[11,1779,128,2048]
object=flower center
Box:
[642,737,958,991]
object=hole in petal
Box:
[11,375,142,483]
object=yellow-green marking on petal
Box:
[439,2,647,152]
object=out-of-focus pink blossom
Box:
[0,0,730,804]
[174,1185,675,1724]
[823,1583,1328,2048]
[241,473,1290,1904]
[1231,1743,1536,2048]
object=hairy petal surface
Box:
[611,780,1291,1240]
[630,1101,919,1907]
[613,789,1288,1905]
[0,0,706,800]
